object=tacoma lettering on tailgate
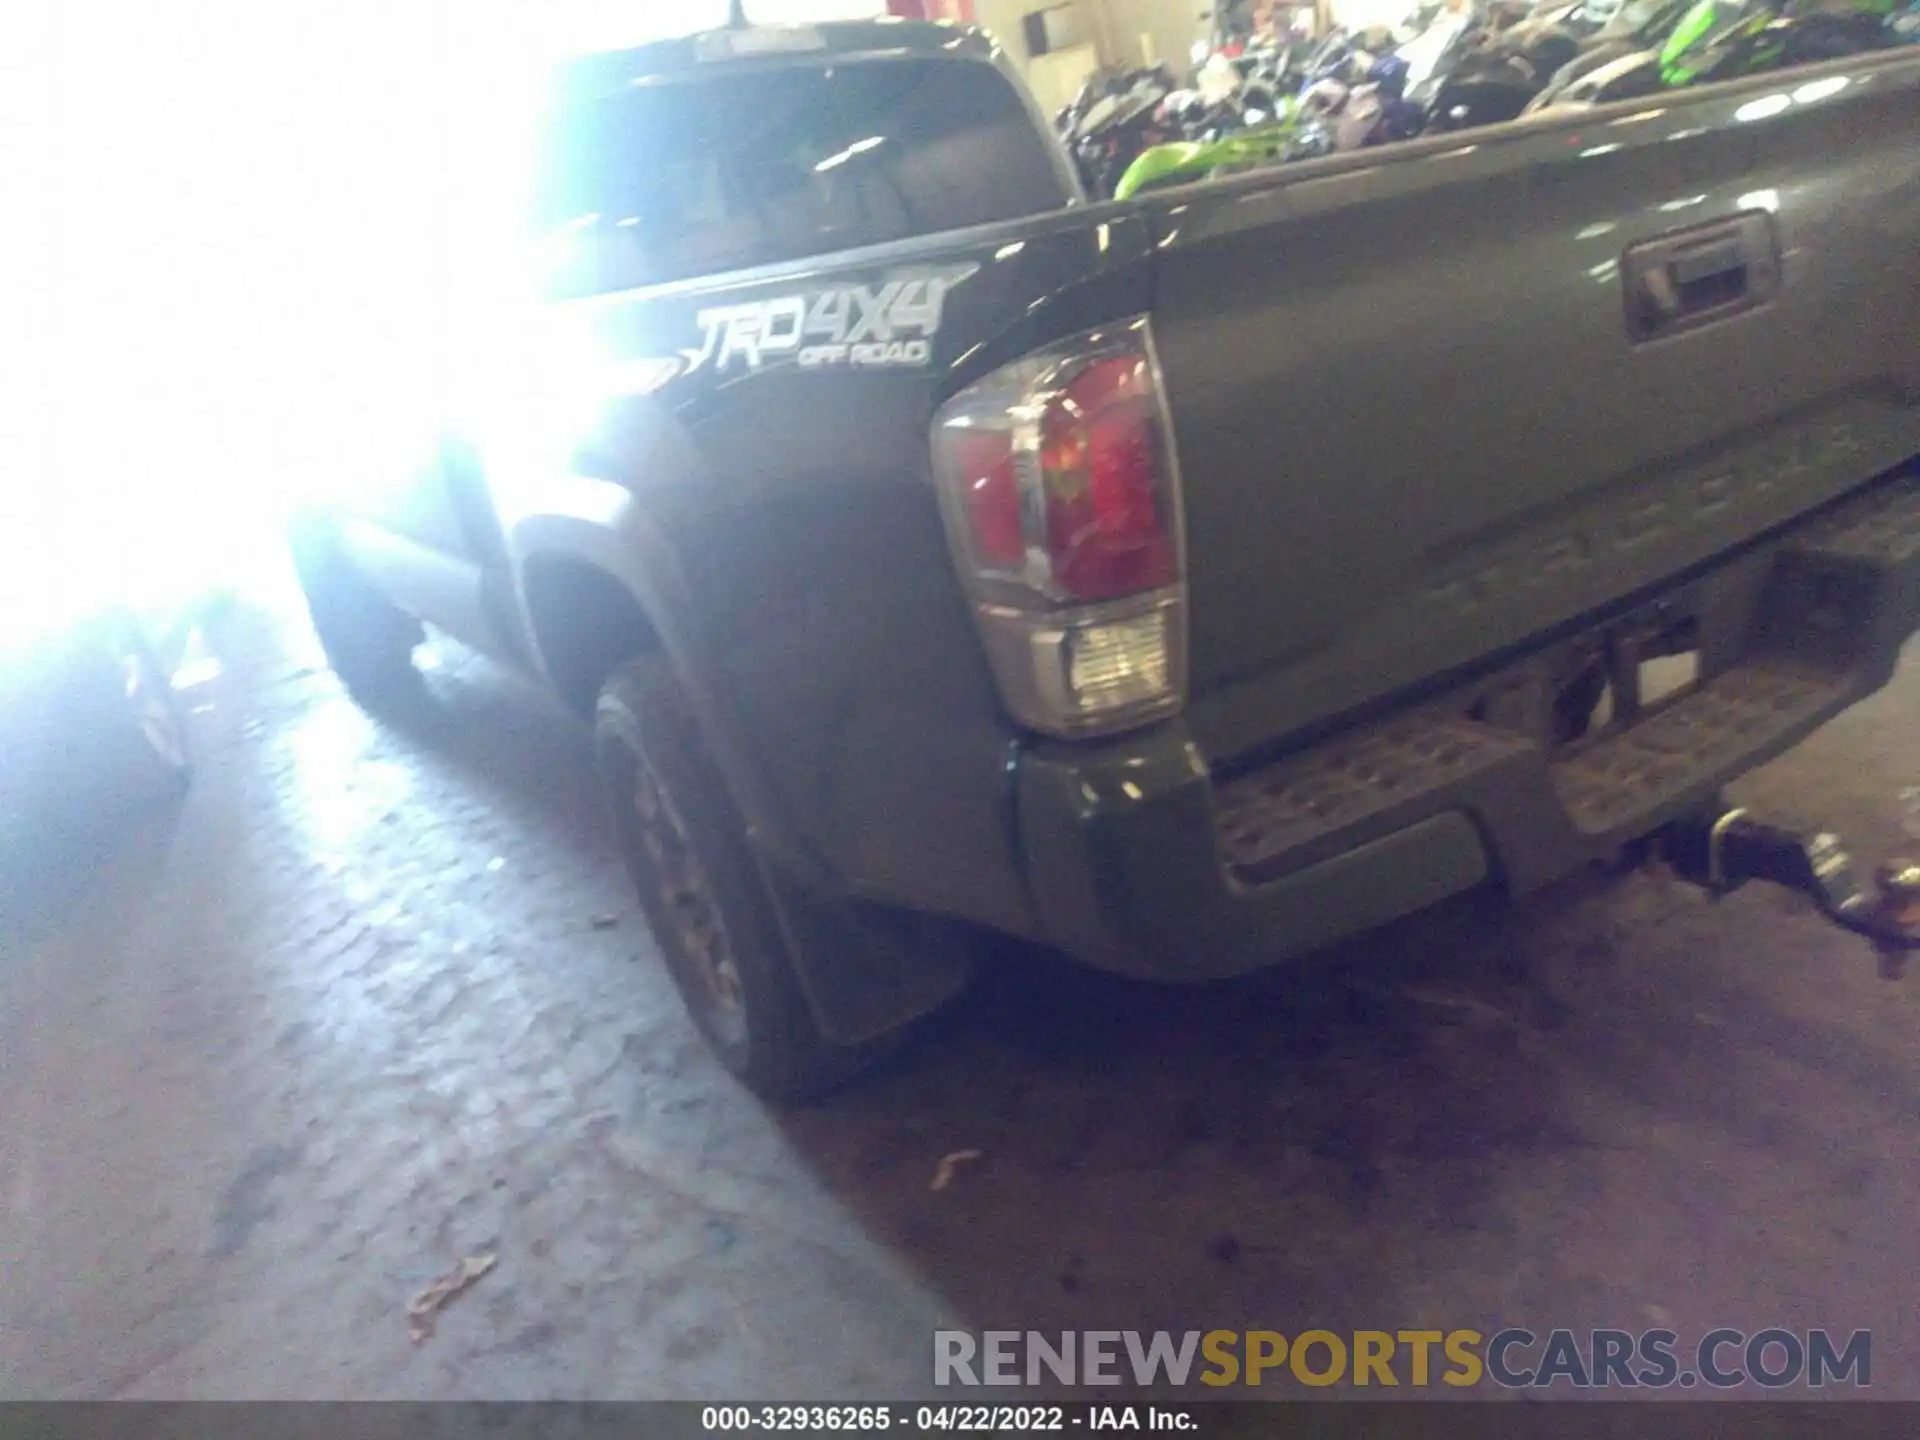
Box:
[1424,415,1894,617]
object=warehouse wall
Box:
[971,0,1034,55]
[731,0,1208,85]
[1091,0,1210,74]
[972,0,1107,110]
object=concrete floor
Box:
[2,588,1918,1401]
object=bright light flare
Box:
[0,0,782,647]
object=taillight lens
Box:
[950,427,1024,569]
[931,317,1187,738]
[1041,355,1176,600]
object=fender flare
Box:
[510,480,837,894]
[511,482,972,1044]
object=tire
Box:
[594,654,867,1101]
[287,510,422,705]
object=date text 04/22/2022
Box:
[700,1405,1193,1432]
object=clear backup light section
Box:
[931,317,1188,738]
[1030,600,1178,717]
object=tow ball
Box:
[1662,807,1920,979]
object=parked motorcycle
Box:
[1398,3,1477,93]
[1058,65,1180,197]
[1118,8,1490,194]
[1424,48,1551,128]
[1332,53,1430,147]
[1661,0,1899,86]
[1119,0,1901,197]
[1113,117,1304,197]
[1300,23,1406,89]
[1182,49,1284,135]
[1523,0,1699,109]
[1418,0,1598,129]
[1527,0,1903,113]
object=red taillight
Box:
[930,316,1187,738]
[939,341,1177,603]
[1041,355,1175,600]
[950,428,1023,569]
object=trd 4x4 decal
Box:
[681,265,980,375]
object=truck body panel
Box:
[489,209,1157,936]
[1143,55,1920,768]
[324,28,1920,1011]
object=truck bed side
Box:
[1144,53,1920,770]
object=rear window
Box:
[539,58,1069,294]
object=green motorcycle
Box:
[1659,0,1899,84]
[1658,0,1769,82]
[1112,102,1305,200]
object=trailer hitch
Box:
[1663,808,1920,979]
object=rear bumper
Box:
[1015,467,1920,981]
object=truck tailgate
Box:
[1145,54,1920,767]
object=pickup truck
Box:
[290,17,1920,1098]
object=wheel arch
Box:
[513,495,977,1050]
[512,506,837,896]
[522,552,664,719]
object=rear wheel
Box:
[288,511,422,705]
[594,654,869,1101]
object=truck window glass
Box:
[540,58,1067,294]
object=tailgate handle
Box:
[1623,211,1780,342]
